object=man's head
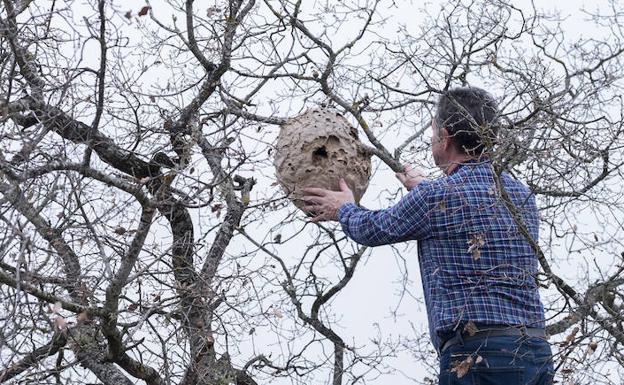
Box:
[431,87,499,168]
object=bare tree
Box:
[1,0,623,385]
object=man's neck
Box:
[443,154,480,175]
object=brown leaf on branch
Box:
[207,6,221,17]
[77,312,90,324]
[467,233,485,260]
[561,326,580,347]
[271,307,284,318]
[463,321,478,336]
[450,356,473,378]
[54,316,68,331]
[138,6,151,16]
[212,203,223,218]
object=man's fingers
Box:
[310,215,322,223]
[302,205,320,213]
[310,212,330,223]
[301,187,328,196]
[302,205,327,222]
[303,196,323,204]
[339,178,350,192]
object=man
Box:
[302,87,554,384]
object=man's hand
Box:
[395,164,426,191]
[302,178,355,222]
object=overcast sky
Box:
[27,0,621,383]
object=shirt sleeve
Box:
[337,182,433,246]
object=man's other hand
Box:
[302,178,355,222]
[395,164,426,191]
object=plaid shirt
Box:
[338,160,546,349]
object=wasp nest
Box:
[274,108,372,210]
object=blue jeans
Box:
[439,335,554,385]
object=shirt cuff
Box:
[337,202,358,225]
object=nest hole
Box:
[312,146,328,161]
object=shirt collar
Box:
[448,157,490,176]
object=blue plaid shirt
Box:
[338,160,546,349]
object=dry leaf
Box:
[127,303,139,312]
[587,341,598,354]
[54,316,68,331]
[114,226,127,236]
[138,6,151,16]
[463,321,478,336]
[467,234,485,260]
[211,203,223,218]
[124,10,132,19]
[450,356,473,378]
[562,326,579,347]
[77,311,90,324]
[207,6,220,17]
[271,308,283,318]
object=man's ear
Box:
[440,127,452,150]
